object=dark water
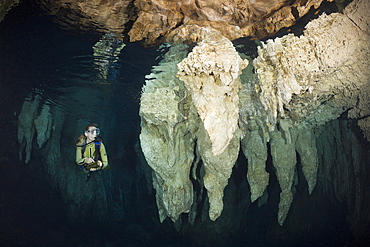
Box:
[0,1,159,123]
[0,1,164,247]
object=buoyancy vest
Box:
[77,137,103,182]
[79,137,102,163]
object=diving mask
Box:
[85,128,100,135]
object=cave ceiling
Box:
[30,0,335,45]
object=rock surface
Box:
[38,0,133,36]
[34,0,331,44]
[140,44,197,222]
[0,0,19,22]
[130,0,331,44]
[177,27,248,156]
[139,0,370,226]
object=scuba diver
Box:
[75,124,109,181]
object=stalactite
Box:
[34,104,52,148]
[176,27,247,220]
[270,127,297,225]
[241,119,269,203]
[196,123,240,220]
[138,0,369,228]
[177,27,248,156]
[140,28,248,222]
[316,118,370,243]
[18,95,54,161]
[17,94,40,163]
[139,44,197,222]
[295,126,318,194]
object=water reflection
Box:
[38,0,126,35]
[93,33,126,80]
[0,2,160,244]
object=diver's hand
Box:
[85,157,94,164]
[90,160,103,171]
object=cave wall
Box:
[0,0,19,22]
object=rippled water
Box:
[0,2,162,246]
[0,1,161,134]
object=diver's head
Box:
[84,124,100,142]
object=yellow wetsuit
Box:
[76,141,109,170]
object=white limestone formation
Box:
[140,44,197,222]
[140,29,248,222]
[177,28,248,156]
[176,29,248,220]
[252,0,369,225]
[139,0,369,227]
[255,0,370,133]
